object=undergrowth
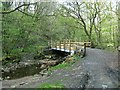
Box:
[38,81,65,88]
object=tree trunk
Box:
[98,30,101,45]
[118,2,120,61]
[118,2,120,46]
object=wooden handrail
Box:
[49,40,91,51]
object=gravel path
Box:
[82,48,118,88]
[2,48,119,89]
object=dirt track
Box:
[2,48,119,88]
[82,48,119,88]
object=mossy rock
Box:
[2,55,21,65]
[34,53,45,60]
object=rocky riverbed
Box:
[2,49,70,80]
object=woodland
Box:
[0,1,120,88]
[1,1,119,63]
[0,1,120,68]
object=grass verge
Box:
[38,81,65,88]
[50,62,71,70]
[47,55,81,75]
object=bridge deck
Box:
[49,40,91,55]
[51,48,75,55]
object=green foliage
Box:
[38,81,65,88]
[52,15,85,40]
[47,56,79,75]
[73,55,81,61]
[2,11,50,62]
[49,62,71,70]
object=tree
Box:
[118,2,120,46]
[60,2,102,47]
[2,1,58,62]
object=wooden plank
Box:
[55,41,57,49]
[69,40,71,52]
[59,41,61,49]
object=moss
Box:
[38,82,65,88]
[73,54,81,61]
[49,62,71,70]
[46,55,80,76]
[2,54,21,65]
[47,55,80,71]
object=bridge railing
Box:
[48,40,91,53]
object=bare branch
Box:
[0,2,37,14]
[17,9,34,17]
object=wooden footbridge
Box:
[48,40,91,56]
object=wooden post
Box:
[50,40,52,48]
[118,46,120,61]
[57,41,59,49]
[59,41,61,49]
[51,42,55,48]
[76,41,79,51]
[74,39,77,51]
[66,39,69,50]
[50,40,51,48]
[52,42,55,48]
[48,41,50,48]
[69,40,71,52]
[64,40,66,51]
[83,43,86,57]
[55,41,57,49]
[75,42,77,51]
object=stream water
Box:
[2,63,43,80]
[2,50,70,80]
